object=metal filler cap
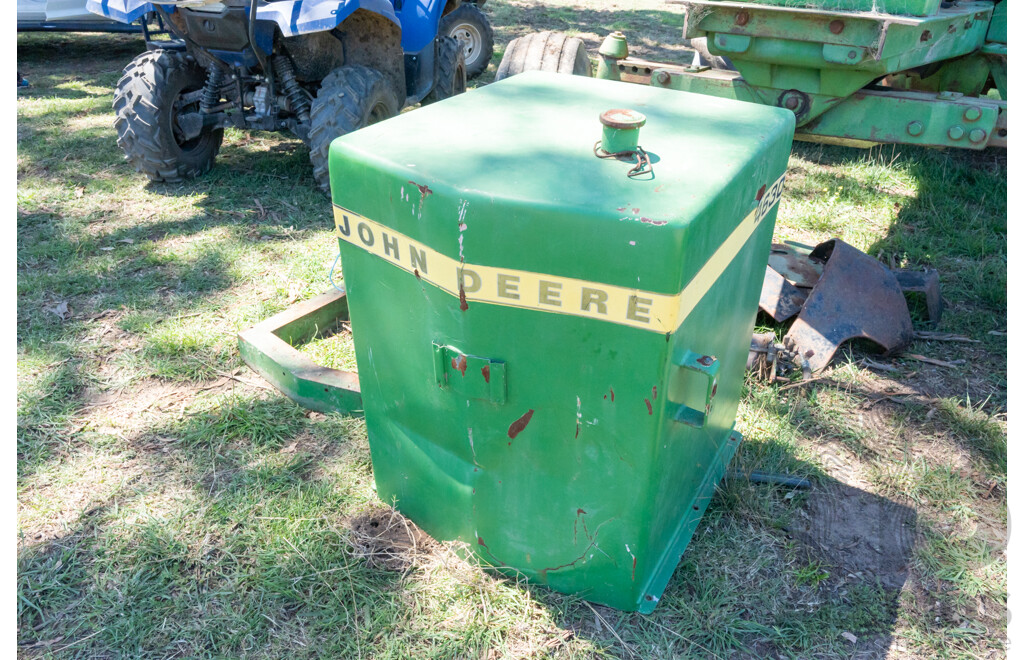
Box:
[600,108,647,154]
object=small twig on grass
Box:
[778,375,831,392]
[645,619,725,660]
[913,331,980,343]
[236,169,289,180]
[212,369,274,392]
[154,311,204,324]
[860,358,900,372]
[51,629,103,654]
[904,353,966,368]
[861,396,894,410]
[583,602,637,659]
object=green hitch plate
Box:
[238,289,363,415]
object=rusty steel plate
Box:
[784,239,914,372]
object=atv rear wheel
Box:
[495,31,591,81]
[440,4,494,79]
[112,50,223,183]
[422,36,467,105]
[309,65,400,193]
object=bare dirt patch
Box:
[347,506,438,571]
[791,483,916,591]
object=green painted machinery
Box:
[309,71,794,611]
[501,0,1006,150]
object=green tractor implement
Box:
[499,0,1006,150]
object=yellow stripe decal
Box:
[333,174,783,334]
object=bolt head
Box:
[963,107,982,121]
[829,20,845,34]
[969,128,987,143]
[907,120,925,137]
[948,125,965,140]
[656,71,671,85]
[735,11,749,25]
[784,96,799,110]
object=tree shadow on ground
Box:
[17,387,926,658]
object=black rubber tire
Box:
[308,65,400,193]
[440,4,494,79]
[688,37,735,71]
[495,31,591,82]
[112,49,223,182]
[423,36,467,105]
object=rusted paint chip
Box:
[481,364,491,383]
[507,409,535,442]
[407,180,433,201]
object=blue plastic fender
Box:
[86,0,401,37]
[394,0,444,52]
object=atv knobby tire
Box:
[440,4,494,79]
[309,65,400,193]
[495,31,591,81]
[423,36,467,105]
[112,49,223,182]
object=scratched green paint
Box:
[327,72,793,612]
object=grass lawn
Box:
[17,4,1006,658]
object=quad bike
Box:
[87,0,477,191]
[439,0,493,79]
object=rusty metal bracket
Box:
[759,242,823,322]
[238,289,362,415]
[893,268,943,326]
[783,239,914,372]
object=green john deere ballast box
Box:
[328,71,794,613]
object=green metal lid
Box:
[329,71,794,294]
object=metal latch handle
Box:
[433,343,507,405]
[669,350,719,428]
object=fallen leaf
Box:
[280,441,298,454]
[47,301,69,320]
[74,187,84,198]
[841,631,858,644]
[286,282,303,304]
[100,246,115,251]
[117,238,134,244]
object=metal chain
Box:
[593,141,654,178]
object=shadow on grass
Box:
[17,389,924,658]
[486,3,692,66]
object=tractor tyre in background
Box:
[440,4,494,79]
[112,49,223,182]
[495,31,591,82]
[422,36,468,105]
[309,65,400,193]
